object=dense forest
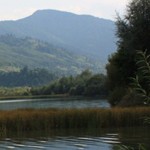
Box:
[0,69,107,97]
[31,70,107,97]
[0,67,57,87]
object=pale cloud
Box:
[0,0,129,21]
[0,8,37,21]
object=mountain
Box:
[0,9,116,62]
[0,35,103,74]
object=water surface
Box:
[0,97,110,110]
[0,127,149,150]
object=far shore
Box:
[0,94,107,101]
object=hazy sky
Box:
[0,0,129,21]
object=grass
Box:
[0,107,149,135]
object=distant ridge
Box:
[0,9,116,62]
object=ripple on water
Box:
[0,134,120,150]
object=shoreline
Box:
[0,94,107,101]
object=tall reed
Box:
[0,107,149,134]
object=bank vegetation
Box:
[0,107,149,135]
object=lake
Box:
[0,127,149,149]
[0,97,110,110]
[0,98,149,149]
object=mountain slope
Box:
[0,35,103,74]
[0,9,116,62]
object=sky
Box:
[0,0,129,21]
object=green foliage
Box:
[108,87,127,106]
[106,0,150,105]
[143,116,150,125]
[0,87,31,97]
[131,50,150,105]
[117,144,146,150]
[31,70,108,97]
[84,74,107,96]
[0,67,57,87]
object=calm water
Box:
[0,127,149,150]
[0,97,110,110]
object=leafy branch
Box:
[131,50,150,105]
[118,144,146,150]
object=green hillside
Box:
[0,35,103,74]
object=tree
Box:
[84,74,107,96]
[106,0,150,105]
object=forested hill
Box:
[0,9,116,62]
[0,67,57,87]
[0,35,103,74]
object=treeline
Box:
[0,87,30,97]
[31,70,107,97]
[106,0,150,106]
[0,67,57,87]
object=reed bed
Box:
[0,107,149,134]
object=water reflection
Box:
[0,98,110,110]
[0,127,149,150]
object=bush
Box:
[108,87,127,106]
